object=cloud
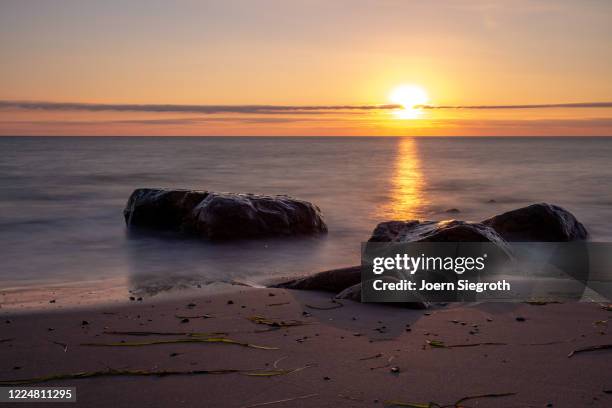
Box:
[0,100,400,114]
[420,102,612,110]
[1,100,612,115]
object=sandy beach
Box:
[1,287,610,407]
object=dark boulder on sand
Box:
[482,203,588,242]
[124,188,327,240]
[275,267,429,309]
[275,266,361,292]
[275,220,511,309]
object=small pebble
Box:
[390,366,400,373]
[227,300,234,305]
[81,320,89,326]
[181,318,190,323]
[515,316,526,322]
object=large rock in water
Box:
[482,203,588,242]
[369,219,508,247]
[124,188,327,240]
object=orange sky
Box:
[1,0,611,136]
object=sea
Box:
[1,136,611,301]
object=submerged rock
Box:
[124,188,327,240]
[482,203,588,242]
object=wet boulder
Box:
[124,188,327,240]
[482,203,588,242]
[369,219,508,247]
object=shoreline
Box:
[0,277,254,313]
[1,286,611,407]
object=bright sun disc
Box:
[389,85,429,109]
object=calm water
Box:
[1,137,611,296]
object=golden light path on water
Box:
[378,137,428,220]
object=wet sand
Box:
[1,287,611,407]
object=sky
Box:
[1,0,611,136]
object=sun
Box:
[389,85,429,119]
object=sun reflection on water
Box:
[378,137,427,220]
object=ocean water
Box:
[1,137,611,297]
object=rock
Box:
[274,220,509,306]
[482,203,588,242]
[274,266,361,293]
[335,282,362,301]
[368,219,508,248]
[445,208,460,213]
[124,188,327,240]
[272,203,587,307]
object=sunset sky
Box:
[1,0,612,136]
